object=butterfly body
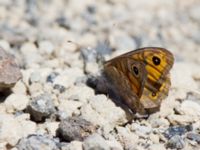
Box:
[103,47,174,114]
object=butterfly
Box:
[103,47,174,115]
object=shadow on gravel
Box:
[0,89,12,102]
[86,75,149,122]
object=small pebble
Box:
[16,135,59,150]
[167,135,185,149]
[164,125,193,139]
[46,72,59,83]
[57,116,98,142]
[27,93,55,122]
[53,84,66,93]
[187,132,200,144]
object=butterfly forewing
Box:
[104,57,147,113]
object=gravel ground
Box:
[0,0,200,150]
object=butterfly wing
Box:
[104,57,147,114]
[120,47,174,109]
[140,74,171,109]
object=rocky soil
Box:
[0,0,200,150]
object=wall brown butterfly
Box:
[103,47,174,114]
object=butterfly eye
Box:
[132,66,139,76]
[152,56,161,66]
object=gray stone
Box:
[57,117,98,142]
[164,125,193,139]
[187,132,200,144]
[167,135,185,149]
[16,135,59,150]
[27,93,56,122]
